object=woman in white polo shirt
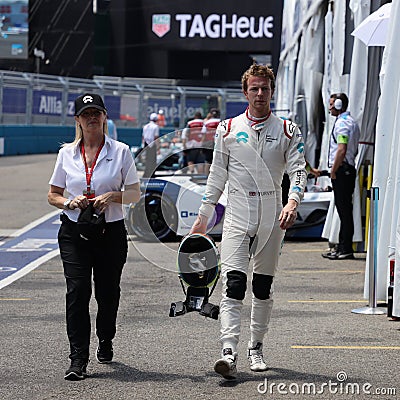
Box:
[48,93,141,381]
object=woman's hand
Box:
[91,192,114,214]
[70,195,90,210]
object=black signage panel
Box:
[140,0,283,53]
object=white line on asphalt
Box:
[10,210,61,237]
[0,249,59,290]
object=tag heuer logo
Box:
[152,14,171,38]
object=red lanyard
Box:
[80,138,104,194]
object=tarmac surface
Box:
[0,154,399,400]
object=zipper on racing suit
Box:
[255,125,265,235]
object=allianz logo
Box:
[39,95,62,114]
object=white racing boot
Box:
[214,348,238,379]
[248,342,268,372]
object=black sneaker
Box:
[327,252,355,260]
[96,340,113,364]
[322,250,337,259]
[64,358,88,381]
[337,252,355,260]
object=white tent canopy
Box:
[276,0,364,245]
[366,0,400,314]
[276,1,399,314]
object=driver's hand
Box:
[190,214,208,234]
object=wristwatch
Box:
[63,199,72,210]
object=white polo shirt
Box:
[142,120,159,148]
[49,135,139,222]
[328,112,360,168]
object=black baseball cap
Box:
[74,93,107,116]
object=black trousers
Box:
[331,164,356,254]
[143,143,157,178]
[58,214,128,360]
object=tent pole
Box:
[364,164,373,251]
[352,186,386,315]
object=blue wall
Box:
[0,125,172,156]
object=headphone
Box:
[334,98,343,110]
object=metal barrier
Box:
[0,70,247,128]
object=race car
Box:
[124,174,225,241]
[124,174,332,241]
[125,129,332,240]
[286,190,333,238]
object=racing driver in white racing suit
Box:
[190,64,307,379]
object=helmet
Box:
[158,109,164,115]
[177,233,220,288]
[150,112,158,121]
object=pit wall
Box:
[0,125,172,156]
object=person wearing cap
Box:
[48,93,141,381]
[157,109,166,127]
[141,112,160,177]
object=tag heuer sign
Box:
[152,14,171,37]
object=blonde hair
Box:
[62,113,108,148]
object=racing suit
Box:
[199,110,307,350]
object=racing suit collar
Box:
[245,107,271,130]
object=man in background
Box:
[322,92,360,260]
[107,117,118,141]
[142,113,160,178]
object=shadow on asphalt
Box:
[90,361,207,383]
